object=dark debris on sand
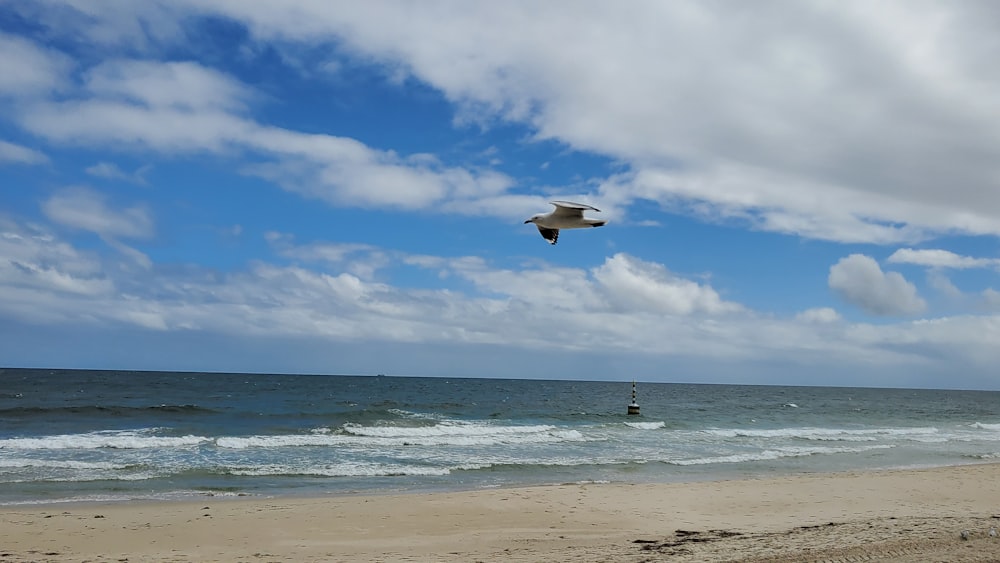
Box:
[633,529,745,556]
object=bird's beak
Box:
[523,219,531,224]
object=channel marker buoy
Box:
[627,380,640,415]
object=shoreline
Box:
[0,461,974,510]
[3,463,1000,561]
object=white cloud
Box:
[8,1,187,50]
[5,214,751,352]
[926,271,962,299]
[828,254,926,316]
[85,59,256,113]
[0,220,114,325]
[456,262,602,314]
[19,57,519,214]
[592,253,742,315]
[246,147,514,211]
[983,288,1000,310]
[796,307,841,324]
[2,214,998,384]
[238,2,1000,241]
[20,4,1000,239]
[614,164,947,245]
[0,31,72,98]
[96,0,1000,243]
[4,4,1000,386]
[22,98,256,153]
[267,234,387,280]
[888,248,1000,269]
[40,187,154,269]
[85,161,151,184]
[42,187,153,239]
[0,140,48,165]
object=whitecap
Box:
[0,458,127,470]
[0,430,209,450]
[624,421,666,430]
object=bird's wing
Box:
[550,201,600,218]
[536,225,559,245]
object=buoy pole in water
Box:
[627,380,640,415]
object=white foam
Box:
[624,421,666,430]
[227,462,464,478]
[0,430,208,450]
[342,421,555,438]
[672,444,895,466]
[216,422,588,449]
[0,493,137,506]
[6,471,163,483]
[216,434,349,449]
[387,408,444,420]
[0,458,126,470]
[704,426,940,442]
[337,421,588,447]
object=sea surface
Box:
[1,368,999,505]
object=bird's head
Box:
[524,214,542,224]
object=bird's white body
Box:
[524,201,606,244]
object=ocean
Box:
[1,368,999,506]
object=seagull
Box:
[524,201,607,245]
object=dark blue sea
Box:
[1,368,999,505]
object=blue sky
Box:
[2,2,999,389]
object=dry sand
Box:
[2,463,1000,562]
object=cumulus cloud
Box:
[592,254,743,315]
[828,254,926,316]
[3,214,750,351]
[2,214,998,383]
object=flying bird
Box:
[524,201,606,245]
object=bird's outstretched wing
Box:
[550,201,600,218]
[536,226,559,244]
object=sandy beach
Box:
[2,464,999,562]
